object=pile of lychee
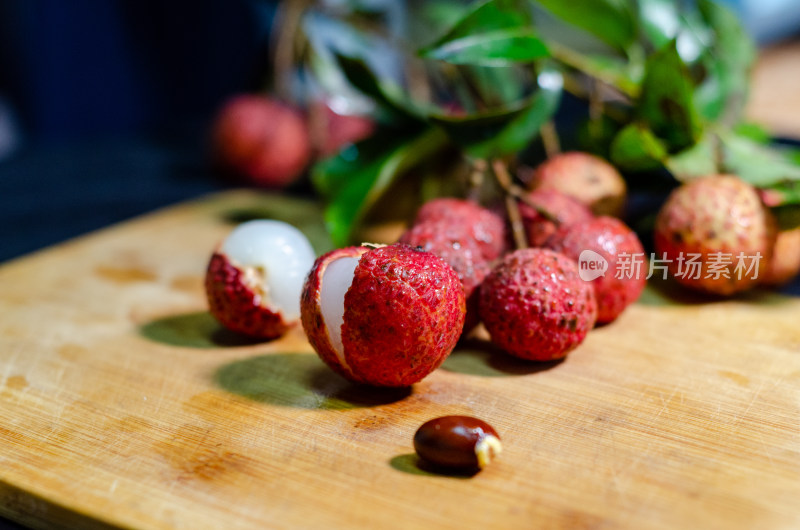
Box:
[204,151,661,388]
[211,95,375,189]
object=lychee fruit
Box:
[300,243,466,387]
[311,100,376,157]
[519,189,594,247]
[212,95,311,188]
[205,220,316,339]
[412,198,507,261]
[545,216,646,324]
[398,221,492,333]
[654,175,777,296]
[761,227,800,286]
[528,151,627,217]
[479,249,597,361]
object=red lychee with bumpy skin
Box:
[412,198,507,261]
[545,216,646,324]
[205,220,317,339]
[399,221,491,333]
[654,175,777,296]
[301,243,466,387]
[212,95,311,188]
[479,249,597,361]
[761,228,800,286]
[519,189,594,247]
[528,151,627,217]
[311,100,375,157]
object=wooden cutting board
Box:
[1,190,799,530]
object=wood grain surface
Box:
[0,190,799,530]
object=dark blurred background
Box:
[0,0,278,263]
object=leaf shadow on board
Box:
[389,453,476,479]
[215,353,412,410]
[139,311,264,349]
[441,338,564,377]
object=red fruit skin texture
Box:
[301,244,466,387]
[653,175,777,296]
[413,198,507,261]
[301,247,369,382]
[530,151,627,217]
[479,249,597,361]
[399,221,491,333]
[546,217,646,324]
[520,189,594,247]
[213,95,311,188]
[315,102,376,157]
[205,252,293,339]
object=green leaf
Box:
[637,40,701,152]
[429,65,562,158]
[312,128,449,246]
[422,0,533,48]
[772,203,800,229]
[609,123,668,171]
[665,133,719,181]
[334,54,421,120]
[422,28,549,66]
[530,0,636,53]
[693,0,755,123]
[547,42,640,96]
[638,0,680,50]
[719,132,800,188]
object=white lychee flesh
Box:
[220,220,315,319]
[319,255,359,372]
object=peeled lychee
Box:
[519,189,594,247]
[412,198,507,261]
[300,243,466,387]
[212,95,311,188]
[205,220,316,339]
[654,175,777,295]
[479,249,597,361]
[399,221,491,333]
[545,216,646,324]
[528,152,627,217]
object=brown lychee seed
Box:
[519,189,594,247]
[414,416,502,472]
[479,248,597,361]
[205,220,316,339]
[212,95,311,188]
[529,151,627,217]
[300,243,466,387]
[654,175,777,296]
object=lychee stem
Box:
[540,121,561,158]
[491,159,528,250]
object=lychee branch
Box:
[490,159,528,250]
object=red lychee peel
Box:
[205,252,293,339]
[653,175,777,295]
[399,221,491,332]
[479,249,597,361]
[520,189,594,247]
[546,216,646,324]
[213,95,311,188]
[300,246,368,382]
[301,244,466,387]
[412,198,507,261]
